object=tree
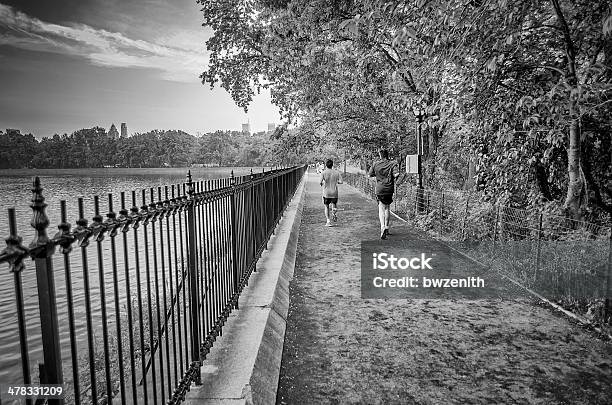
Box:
[197,131,240,166]
[0,129,39,168]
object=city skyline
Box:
[0,0,281,138]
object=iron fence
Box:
[0,165,306,404]
[344,172,612,324]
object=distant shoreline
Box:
[0,166,270,177]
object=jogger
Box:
[368,149,399,239]
[319,159,343,226]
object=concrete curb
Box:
[184,174,307,405]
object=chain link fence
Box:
[344,172,612,326]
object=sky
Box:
[0,0,280,138]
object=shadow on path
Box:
[277,173,612,405]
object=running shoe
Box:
[326,220,333,227]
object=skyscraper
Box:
[242,122,251,135]
[108,123,119,138]
[120,123,128,138]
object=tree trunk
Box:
[563,118,585,218]
[551,0,586,219]
[464,157,476,190]
[533,159,552,201]
[428,126,439,156]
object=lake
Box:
[0,167,263,234]
[0,166,263,391]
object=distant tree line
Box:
[0,127,297,169]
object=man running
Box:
[368,148,399,239]
[320,159,343,227]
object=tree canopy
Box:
[200,0,612,221]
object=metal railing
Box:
[344,172,612,324]
[0,165,306,404]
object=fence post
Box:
[230,171,239,309]
[29,177,64,394]
[535,212,543,281]
[4,208,31,385]
[185,171,201,385]
[605,231,612,323]
[461,196,470,240]
[439,193,444,236]
[492,205,500,252]
[250,169,257,272]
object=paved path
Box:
[277,173,612,405]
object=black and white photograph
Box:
[0,0,611,404]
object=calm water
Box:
[0,167,259,388]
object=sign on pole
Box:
[405,154,420,174]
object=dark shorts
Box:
[376,194,393,205]
[323,197,338,205]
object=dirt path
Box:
[276,173,612,405]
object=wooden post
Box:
[605,231,612,323]
[439,193,445,236]
[535,213,543,282]
[461,196,470,240]
[493,205,500,251]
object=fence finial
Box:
[75,198,91,247]
[30,177,52,255]
[3,208,27,272]
[186,170,195,198]
[54,201,73,254]
[186,170,192,187]
[91,195,107,242]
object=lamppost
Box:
[412,105,426,189]
[412,106,426,212]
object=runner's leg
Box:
[378,201,385,235]
[383,204,391,230]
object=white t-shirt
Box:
[320,168,343,198]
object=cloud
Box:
[0,3,209,82]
